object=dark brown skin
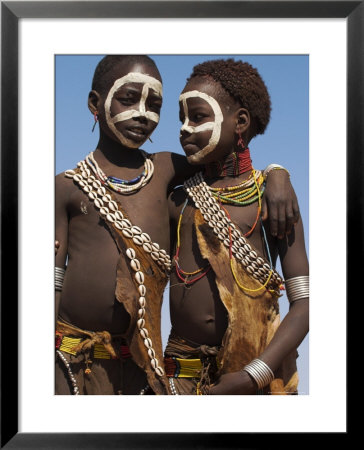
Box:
[168,76,309,394]
[55,61,192,333]
[55,59,300,361]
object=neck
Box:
[94,133,145,168]
[204,146,252,178]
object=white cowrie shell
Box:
[81,170,88,179]
[133,235,144,246]
[159,249,167,257]
[102,194,112,203]
[94,198,104,209]
[108,200,118,211]
[121,219,132,229]
[139,328,149,339]
[114,221,123,230]
[87,176,95,184]
[143,338,153,349]
[142,243,152,253]
[126,248,136,260]
[135,271,144,284]
[97,186,106,196]
[141,233,151,243]
[147,348,155,359]
[138,307,145,318]
[78,180,86,187]
[151,243,160,252]
[223,238,230,247]
[122,229,134,239]
[82,185,91,193]
[138,297,146,308]
[138,285,146,296]
[92,180,102,189]
[137,318,145,329]
[114,211,124,221]
[150,252,159,261]
[65,169,75,177]
[155,366,164,376]
[130,259,141,271]
[131,226,142,235]
[99,207,109,216]
[88,191,97,200]
[106,213,115,223]
[151,358,159,369]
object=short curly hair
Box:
[92,55,161,95]
[188,58,271,136]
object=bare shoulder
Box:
[55,171,77,203]
[168,185,186,222]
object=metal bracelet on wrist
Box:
[242,358,274,390]
[55,266,66,292]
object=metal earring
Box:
[92,112,98,132]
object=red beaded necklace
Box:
[204,146,252,178]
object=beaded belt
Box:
[56,333,131,360]
[164,356,220,378]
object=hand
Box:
[261,169,300,238]
[209,371,257,395]
[55,240,60,255]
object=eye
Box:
[148,99,162,113]
[192,113,208,123]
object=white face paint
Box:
[179,90,224,163]
[105,72,163,148]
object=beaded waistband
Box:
[56,333,131,360]
[164,356,221,378]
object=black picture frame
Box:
[1,1,359,448]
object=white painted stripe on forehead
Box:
[179,90,224,162]
[109,72,163,98]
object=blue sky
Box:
[56,54,309,394]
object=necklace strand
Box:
[85,151,154,194]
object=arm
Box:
[210,213,308,395]
[55,174,70,324]
[261,166,300,238]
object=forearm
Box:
[258,298,309,372]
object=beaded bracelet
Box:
[55,266,66,291]
[242,358,274,390]
[285,275,309,303]
[263,164,290,180]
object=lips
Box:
[127,126,147,136]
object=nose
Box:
[134,114,148,124]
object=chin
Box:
[187,149,214,165]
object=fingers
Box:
[285,203,296,235]
[276,204,286,239]
[292,198,300,224]
[260,197,268,221]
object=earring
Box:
[237,132,247,150]
[91,112,98,132]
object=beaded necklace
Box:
[173,198,211,285]
[183,172,283,295]
[85,151,154,195]
[211,169,264,237]
[204,146,252,178]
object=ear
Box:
[88,90,101,115]
[235,108,251,135]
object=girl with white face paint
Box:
[167,61,308,396]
